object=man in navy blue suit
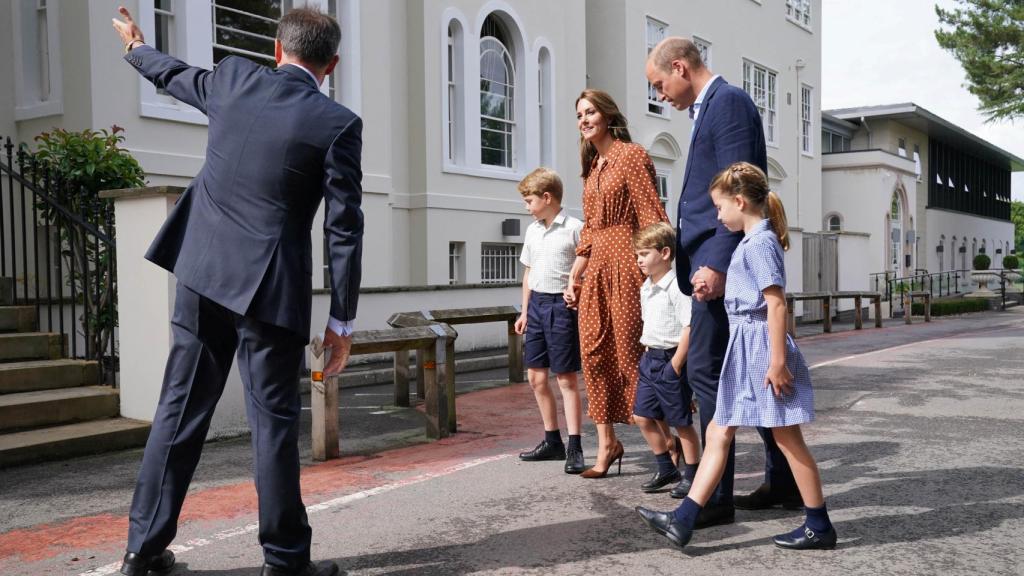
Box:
[637,37,800,534]
[113,6,360,576]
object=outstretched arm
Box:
[114,6,214,114]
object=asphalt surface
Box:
[1,308,1023,575]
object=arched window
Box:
[972,238,977,259]
[826,214,841,232]
[480,15,516,168]
[938,234,946,272]
[889,193,902,272]
[537,46,553,167]
[444,19,465,165]
[950,236,957,270]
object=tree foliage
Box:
[935,1,1024,122]
[1012,200,1024,253]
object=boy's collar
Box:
[650,268,675,289]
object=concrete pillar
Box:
[99,186,182,422]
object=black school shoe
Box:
[772,525,838,550]
[519,440,566,461]
[734,482,803,510]
[635,506,694,550]
[669,476,693,499]
[564,445,585,474]
[641,469,682,493]
[120,550,175,576]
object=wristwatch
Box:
[124,39,144,53]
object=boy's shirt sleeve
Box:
[519,225,534,267]
[672,281,693,328]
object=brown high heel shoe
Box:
[580,440,624,478]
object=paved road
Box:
[2,309,1023,575]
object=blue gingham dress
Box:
[714,219,814,427]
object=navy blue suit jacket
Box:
[675,77,767,294]
[125,46,363,336]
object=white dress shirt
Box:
[640,271,692,349]
[519,210,583,294]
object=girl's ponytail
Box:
[765,190,790,251]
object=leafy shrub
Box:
[911,297,990,317]
[973,253,991,270]
[1002,254,1019,269]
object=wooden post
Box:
[905,293,913,325]
[854,294,863,330]
[924,293,932,322]
[873,295,882,328]
[415,351,426,399]
[823,295,833,333]
[421,343,442,439]
[394,349,410,407]
[445,335,457,433]
[308,337,340,461]
[507,319,525,383]
[786,295,796,338]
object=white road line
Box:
[76,453,513,576]
[808,322,1023,371]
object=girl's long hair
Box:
[709,162,790,251]
[576,89,632,178]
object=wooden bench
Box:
[388,306,527,434]
[905,291,932,324]
[785,292,832,337]
[831,291,883,330]
[307,324,456,461]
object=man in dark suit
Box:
[637,37,800,536]
[112,6,361,576]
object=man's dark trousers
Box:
[688,298,797,507]
[126,283,311,570]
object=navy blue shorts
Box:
[524,291,581,375]
[633,347,693,427]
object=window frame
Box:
[693,36,712,69]
[743,59,778,147]
[645,15,670,118]
[800,84,813,156]
[12,0,63,121]
[480,242,522,283]
[785,0,812,30]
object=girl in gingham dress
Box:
[637,162,836,551]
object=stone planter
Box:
[1004,269,1022,294]
[966,270,1000,298]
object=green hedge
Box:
[911,298,990,316]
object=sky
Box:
[821,0,1023,202]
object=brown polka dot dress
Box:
[576,140,669,424]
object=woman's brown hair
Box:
[709,162,790,251]
[576,89,632,178]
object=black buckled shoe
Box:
[694,503,735,529]
[772,525,838,550]
[734,483,803,510]
[669,476,693,499]
[564,445,585,474]
[260,560,341,576]
[641,469,682,493]
[120,550,175,576]
[519,440,566,461]
[635,506,694,550]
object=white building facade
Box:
[822,104,1021,288]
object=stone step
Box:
[0,305,37,333]
[0,359,99,394]
[0,417,151,468]
[0,386,119,432]
[0,332,64,362]
[0,278,12,306]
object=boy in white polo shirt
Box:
[514,167,586,474]
[633,222,701,496]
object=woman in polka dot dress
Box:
[565,89,669,478]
